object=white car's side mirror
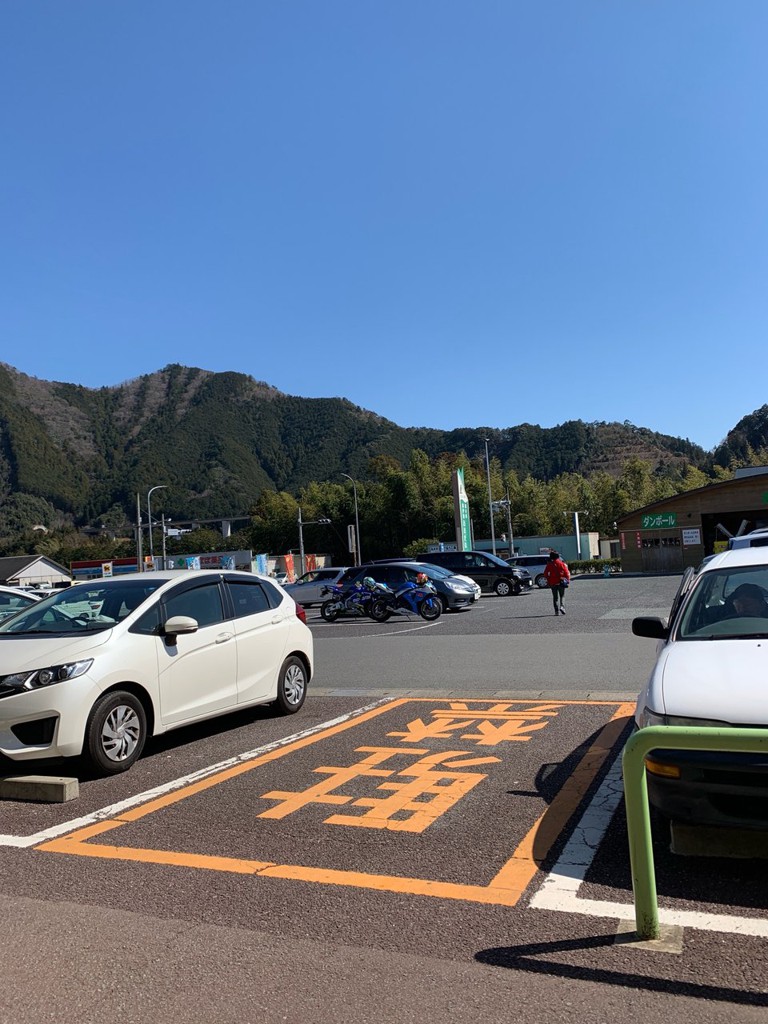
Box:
[163,615,199,645]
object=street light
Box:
[341,473,361,566]
[484,438,497,556]
[146,485,168,564]
[297,507,332,577]
[565,510,588,560]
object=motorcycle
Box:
[320,580,381,622]
[369,580,442,622]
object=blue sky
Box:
[2,1,767,453]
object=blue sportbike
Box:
[320,579,381,622]
[368,576,442,622]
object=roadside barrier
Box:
[622,724,768,939]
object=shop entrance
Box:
[640,534,683,572]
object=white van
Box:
[506,554,551,588]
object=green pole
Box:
[621,732,659,939]
[622,725,768,941]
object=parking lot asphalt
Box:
[306,574,681,697]
[2,575,768,1023]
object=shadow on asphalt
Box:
[475,935,768,1006]
[1,702,280,783]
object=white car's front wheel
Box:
[85,691,147,775]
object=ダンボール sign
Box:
[641,513,677,529]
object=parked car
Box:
[283,567,350,607]
[728,528,768,551]
[506,554,551,589]
[0,585,40,622]
[336,561,480,612]
[416,550,533,596]
[20,586,60,599]
[632,540,768,829]
[0,569,312,775]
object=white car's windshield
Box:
[0,581,164,635]
[677,567,768,639]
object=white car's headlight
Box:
[638,706,730,729]
[0,659,93,694]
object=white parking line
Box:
[0,698,390,849]
[600,609,669,619]
[336,620,444,638]
[529,755,768,937]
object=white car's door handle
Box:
[271,615,282,624]
[215,632,233,644]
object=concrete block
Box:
[614,919,684,954]
[0,775,79,803]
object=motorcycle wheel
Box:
[419,596,442,621]
[369,598,392,622]
[320,600,341,623]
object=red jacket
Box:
[543,558,570,586]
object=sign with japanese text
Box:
[641,513,677,529]
[452,468,472,551]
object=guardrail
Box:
[622,724,768,939]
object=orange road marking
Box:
[36,699,634,907]
[488,703,635,895]
[113,698,410,823]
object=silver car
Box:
[0,585,40,622]
[283,568,350,607]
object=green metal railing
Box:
[622,724,768,939]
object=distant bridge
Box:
[163,515,252,538]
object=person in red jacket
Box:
[543,551,570,615]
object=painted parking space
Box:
[35,697,634,907]
[531,751,768,938]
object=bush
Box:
[569,558,621,575]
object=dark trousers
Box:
[551,582,566,610]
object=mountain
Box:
[0,362,721,530]
[712,405,768,468]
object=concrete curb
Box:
[0,775,79,803]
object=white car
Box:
[632,540,768,828]
[0,585,40,622]
[0,569,313,775]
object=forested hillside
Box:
[0,361,764,564]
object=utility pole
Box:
[484,438,496,556]
[146,485,168,563]
[298,507,331,576]
[341,474,361,566]
[491,493,515,559]
[298,506,306,578]
[136,493,143,570]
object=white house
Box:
[0,555,72,589]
